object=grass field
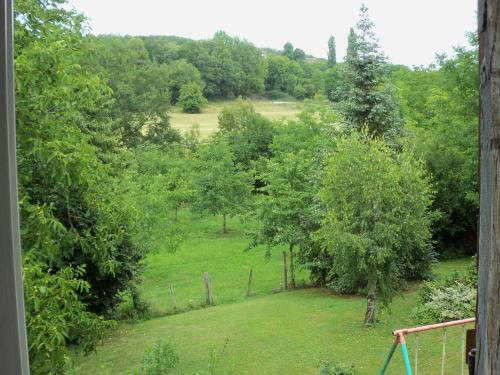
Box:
[170,100,301,138]
[140,209,308,315]
[76,208,473,375]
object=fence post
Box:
[283,251,288,290]
[246,268,253,297]
[169,283,176,309]
[289,244,296,289]
[204,272,213,305]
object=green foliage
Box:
[317,133,435,323]
[24,256,111,374]
[415,261,477,323]
[178,82,208,113]
[318,360,357,375]
[338,6,401,137]
[324,65,341,102]
[192,137,253,233]
[16,0,146,316]
[137,340,179,375]
[87,35,180,147]
[251,113,331,263]
[327,36,337,66]
[179,31,265,98]
[165,59,204,104]
[283,42,295,60]
[293,48,306,62]
[124,144,190,251]
[393,37,478,252]
[265,55,304,97]
[217,98,276,170]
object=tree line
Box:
[14,0,477,373]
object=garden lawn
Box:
[170,100,300,138]
[77,260,471,375]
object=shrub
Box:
[293,83,306,99]
[318,360,357,375]
[137,340,179,375]
[178,82,207,113]
[415,262,477,324]
[264,89,295,101]
[112,287,150,321]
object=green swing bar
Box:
[378,317,475,375]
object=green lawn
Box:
[140,209,308,315]
[77,259,472,375]
[76,207,473,374]
[170,100,300,138]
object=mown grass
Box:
[77,261,471,375]
[76,207,472,375]
[170,99,300,138]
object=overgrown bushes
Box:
[415,260,477,323]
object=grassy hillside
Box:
[170,100,300,138]
[76,205,472,374]
[140,209,309,315]
[77,260,471,375]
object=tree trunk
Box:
[289,243,296,289]
[283,251,288,291]
[222,212,227,234]
[364,282,376,325]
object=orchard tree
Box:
[178,82,207,113]
[317,133,435,324]
[251,113,333,288]
[339,6,401,137]
[327,35,337,66]
[192,137,253,234]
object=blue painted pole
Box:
[401,341,413,375]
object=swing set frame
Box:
[378,317,475,375]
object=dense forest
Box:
[14,0,477,373]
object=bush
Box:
[178,82,207,113]
[264,89,295,101]
[318,360,357,375]
[293,83,306,99]
[112,287,150,321]
[137,340,179,375]
[415,262,477,324]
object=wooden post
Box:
[246,268,253,297]
[204,272,213,305]
[169,284,177,309]
[289,244,296,289]
[477,1,500,373]
[283,251,288,290]
[0,1,30,373]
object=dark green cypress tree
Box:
[327,35,337,66]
